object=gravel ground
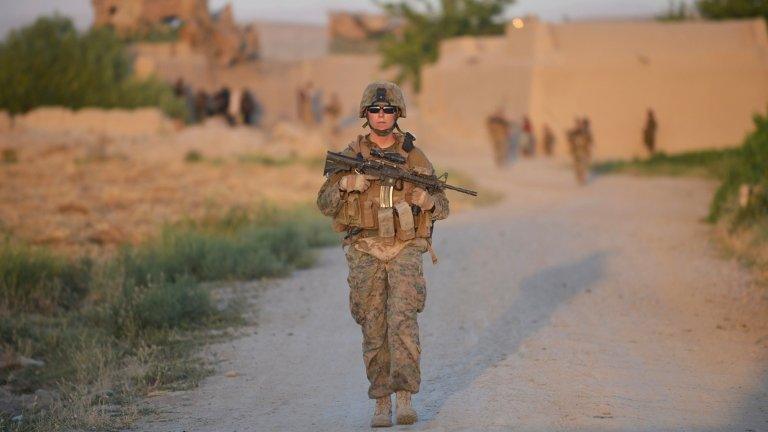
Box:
[135,159,768,432]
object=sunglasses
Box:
[367,106,397,115]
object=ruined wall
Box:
[14,107,175,136]
[420,17,768,160]
[92,0,207,34]
[92,0,259,66]
[254,21,328,61]
[328,11,400,53]
[129,42,212,85]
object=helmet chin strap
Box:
[362,120,401,136]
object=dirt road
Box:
[138,159,768,431]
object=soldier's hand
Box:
[338,174,371,193]
[411,187,435,210]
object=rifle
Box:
[323,150,478,199]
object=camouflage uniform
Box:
[317,129,449,398]
[567,119,593,185]
[487,115,510,167]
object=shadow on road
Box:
[421,251,608,421]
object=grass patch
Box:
[1,149,18,164]
[707,111,768,283]
[0,243,92,313]
[1,205,336,431]
[184,149,203,163]
[592,148,742,179]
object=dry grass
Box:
[0,123,327,256]
[713,218,768,286]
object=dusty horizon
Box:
[1,0,693,38]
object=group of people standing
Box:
[297,81,343,137]
[486,110,557,167]
[173,78,263,127]
[487,108,660,186]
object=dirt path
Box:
[137,159,768,431]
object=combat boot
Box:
[395,391,417,425]
[370,395,392,428]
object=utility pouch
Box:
[346,193,362,226]
[415,210,432,237]
[377,207,395,240]
[361,199,377,228]
[394,201,415,241]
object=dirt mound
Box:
[14,107,176,137]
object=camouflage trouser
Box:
[574,151,590,184]
[345,243,427,399]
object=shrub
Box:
[0,242,92,313]
[106,277,215,336]
[184,150,203,163]
[378,0,515,91]
[118,218,320,286]
[709,110,768,224]
[0,15,186,119]
[1,148,18,164]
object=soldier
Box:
[486,108,510,167]
[316,81,449,427]
[325,92,343,138]
[521,115,536,157]
[542,123,555,157]
[643,109,657,155]
[567,117,593,185]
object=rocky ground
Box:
[133,158,768,431]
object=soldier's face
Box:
[367,105,397,131]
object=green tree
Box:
[377,0,515,91]
[696,0,768,20]
[657,0,695,21]
[0,15,185,118]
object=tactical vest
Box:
[333,134,434,241]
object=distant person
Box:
[325,92,342,137]
[298,82,316,126]
[194,90,209,123]
[172,78,195,124]
[567,117,592,185]
[521,115,536,157]
[507,118,521,163]
[542,124,556,157]
[486,108,510,167]
[241,89,262,127]
[312,88,324,125]
[582,117,594,159]
[228,88,242,126]
[643,109,658,155]
[297,84,308,123]
[214,87,231,121]
[173,77,186,98]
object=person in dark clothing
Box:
[643,109,658,155]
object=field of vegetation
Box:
[0,206,337,431]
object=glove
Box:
[411,187,435,210]
[338,174,371,193]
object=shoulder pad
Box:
[402,132,415,152]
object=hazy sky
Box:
[0,0,690,38]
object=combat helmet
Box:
[359,81,407,118]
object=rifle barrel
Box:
[325,151,478,197]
